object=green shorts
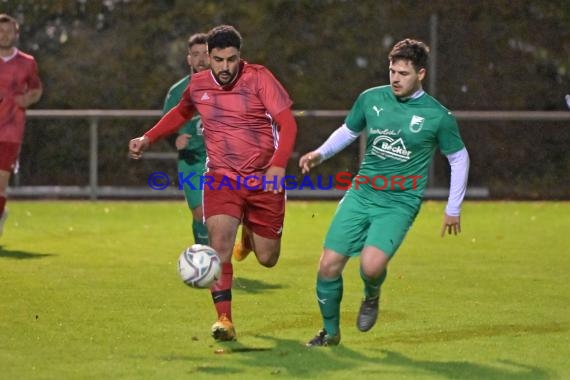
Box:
[324,190,420,257]
[178,160,206,210]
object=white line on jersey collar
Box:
[1,48,18,62]
[401,88,425,101]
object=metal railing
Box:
[11,110,569,200]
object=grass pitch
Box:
[1,200,569,379]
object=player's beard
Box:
[195,64,208,72]
[215,70,236,85]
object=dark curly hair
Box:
[389,39,430,71]
[207,25,242,52]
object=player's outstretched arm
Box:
[300,123,360,175]
[127,103,195,160]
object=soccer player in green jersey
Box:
[299,39,470,347]
[162,33,209,245]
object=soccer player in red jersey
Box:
[0,14,43,236]
[128,25,297,341]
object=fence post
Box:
[89,117,99,200]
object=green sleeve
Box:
[437,111,465,155]
[344,92,367,133]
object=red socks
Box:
[0,196,6,217]
[210,262,233,320]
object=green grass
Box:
[1,200,569,379]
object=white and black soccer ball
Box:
[178,244,221,289]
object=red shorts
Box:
[202,171,286,239]
[0,142,20,171]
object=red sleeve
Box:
[258,66,293,117]
[270,108,297,168]
[28,59,42,90]
[144,102,195,143]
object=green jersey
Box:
[163,75,206,165]
[345,85,464,203]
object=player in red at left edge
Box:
[0,14,43,237]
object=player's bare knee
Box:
[361,265,386,279]
[360,248,389,278]
[318,260,343,278]
[258,257,277,268]
[318,251,346,278]
[256,249,280,268]
[209,240,233,262]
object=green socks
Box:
[315,269,386,336]
[192,220,209,245]
[316,275,343,337]
[360,267,387,299]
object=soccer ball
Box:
[178,244,222,288]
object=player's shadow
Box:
[220,335,549,379]
[210,335,367,378]
[377,322,566,345]
[232,276,285,294]
[0,245,56,260]
[369,350,550,380]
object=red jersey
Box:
[180,61,293,178]
[0,49,42,143]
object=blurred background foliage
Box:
[1,0,569,198]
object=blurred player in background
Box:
[129,25,297,341]
[299,38,470,347]
[163,33,210,245]
[0,14,43,236]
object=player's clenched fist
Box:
[128,136,150,159]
